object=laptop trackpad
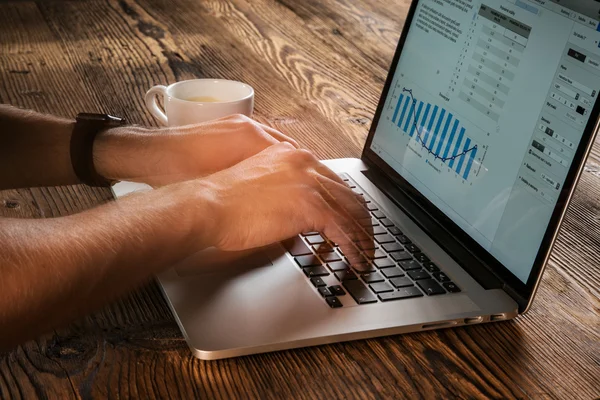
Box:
[174,247,273,277]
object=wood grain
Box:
[0,0,599,399]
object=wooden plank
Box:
[275,0,405,71]
[589,141,600,165]
[110,0,378,154]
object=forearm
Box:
[0,181,214,349]
[0,105,78,188]
[0,105,190,189]
[0,106,294,190]
[93,125,189,184]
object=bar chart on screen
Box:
[390,87,486,181]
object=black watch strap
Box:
[70,113,125,187]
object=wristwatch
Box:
[70,112,126,187]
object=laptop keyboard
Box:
[281,173,461,308]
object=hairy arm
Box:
[0,105,79,188]
[0,143,372,350]
[0,181,212,349]
[0,105,298,189]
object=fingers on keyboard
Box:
[346,253,370,270]
[325,232,364,265]
[322,179,371,220]
[292,174,465,308]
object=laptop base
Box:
[150,158,518,360]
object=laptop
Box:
[113,0,600,360]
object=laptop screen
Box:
[369,0,600,283]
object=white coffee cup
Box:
[145,79,254,126]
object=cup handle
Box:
[144,85,168,126]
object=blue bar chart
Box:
[392,88,479,180]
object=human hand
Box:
[190,142,374,265]
[95,114,299,186]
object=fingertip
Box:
[279,141,296,150]
[280,134,300,148]
[362,248,375,259]
[362,224,374,237]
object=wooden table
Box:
[1,0,598,398]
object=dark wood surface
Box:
[0,0,599,398]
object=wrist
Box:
[170,178,220,250]
[93,125,174,183]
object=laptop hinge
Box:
[502,283,528,313]
[362,168,504,291]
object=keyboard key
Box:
[321,252,342,263]
[358,217,379,227]
[379,287,423,301]
[380,218,395,227]
[338,173,351,181]
[405,244,421,253]
[382,242,403,252]
[301,232,319,236]
[328,261,350,272]
[353,263,377,273]
[374,257,395,268]
[329,285,346,296]
[372,226,387,235]
[318,287,334,297]
[390,251,412,262]
[408,270,431,281]
[348,254,367,265]
[423,262,440,273]
[361,272,385,283]
[369,282,394,293]
[443,282,461,293]
[282,236,312,256]
[310,277,327,287]
[375,234,395,244]
[343,280,378,304]
[390,277,413,288]
[306,235,326,245]
[366,203,379,211]
[415,253,430,263]
[295,254,321,268]
[388,226,403,236]
[417,279,446,295]
[399,260,422,271]
[347,252,371,267]
[397,235,412,244]
[432,272,451,282]
[382,267,405,278]
[313,243,335,253]
[335,270,358,281]
[372,210,386,219]
[357,240,377,251]
[303,266,330,277]
[367,249,387,259]
[325,296,343,308]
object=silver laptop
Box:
[114,0,600,360]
